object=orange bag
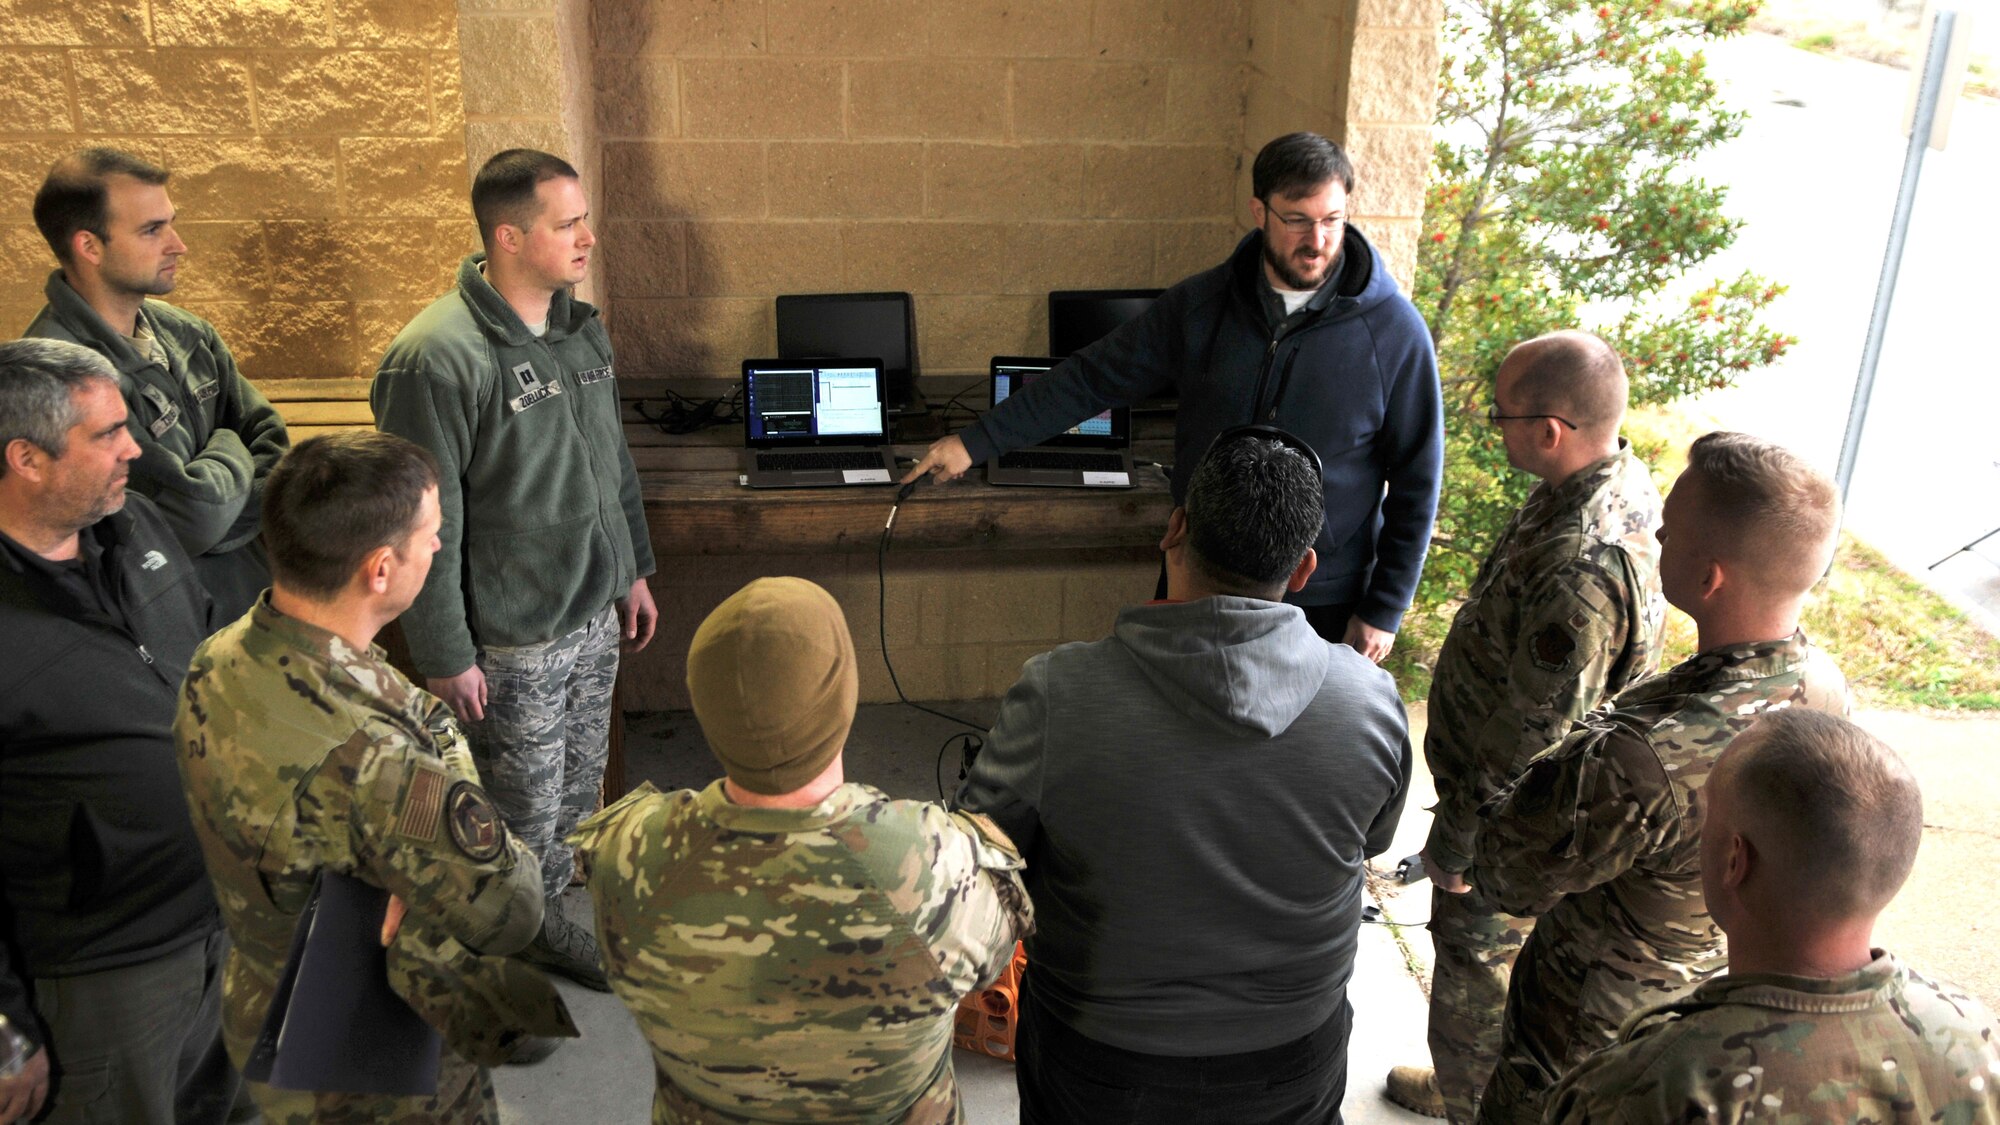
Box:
[951,942,1028,1061]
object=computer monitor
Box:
[775,292,921,414]
[1047,288,1164,358]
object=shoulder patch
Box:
[1531,621,1578,672]
[396,766,449,841]
[446,780,506,862]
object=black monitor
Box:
[775,292,921,414]
[1048,288,1164,358]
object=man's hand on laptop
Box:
[902,435,973,485]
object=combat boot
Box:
[520,896,611,991]
[1385,1065,1446,1118]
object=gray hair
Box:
[0,338,120,470]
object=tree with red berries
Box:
[1402,0,1795,663]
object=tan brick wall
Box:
[0,0,475,379]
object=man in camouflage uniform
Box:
[573,577,1032,1124]
[1548,708,2000,1123]
[174,431,575,1124]
[1386,331,1665,1122]
[1457,431,1852,1125]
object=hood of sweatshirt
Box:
[1111,596,1331,738]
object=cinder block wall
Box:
[0,0,476,379]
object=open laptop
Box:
[741,359,898,489]
[984,357,1136,488]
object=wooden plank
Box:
[276,400,374,426]
[285,424,372,440]
[259,377,372,402]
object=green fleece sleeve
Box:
[128,426,255,557]
[208,329,290,554]
[372,361,481,678]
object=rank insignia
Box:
[446,780,506,862]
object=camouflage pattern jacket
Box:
[174,597,573,1121]
[573,779,1034,1125]
[1545,951,2000,1123]
[1469,632,1848,1078]
[1424,442,1665,872]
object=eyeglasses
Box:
[1486,405,1577,430]
[1205,423,1324,477]
[1270,213,1345,236]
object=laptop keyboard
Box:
[998,451,1128,473]
[756,451,888,472]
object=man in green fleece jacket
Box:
[24,147,290,623]
[372,149,657,991]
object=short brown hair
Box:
[33,147,170,265]
[262,431,439,599]
[1724,709,1922,920]
[1684,431,1839,594]
[471,148,578,251]
[1505,330,1628,433]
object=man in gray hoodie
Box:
[957,425,1412,1125]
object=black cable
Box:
[934,731,982,802]
[634,386,744,435]
[876,494,987,738]
[932,376,991,428]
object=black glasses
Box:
[1485,405,1577,430]
[1205,423,1323,476]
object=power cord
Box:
[878,478,987,801]
[634,386,744,435]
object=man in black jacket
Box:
[904,132,1444,661]
[0,339,243,1125]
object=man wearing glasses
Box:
[956,428,1412,1124]
[1385,331,1665,1122]
[904,131,1443,662]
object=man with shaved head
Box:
[1548,710,2000,1122]
[1460,431,1851,1124]
[1387,331,1665,1122]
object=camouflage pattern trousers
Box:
[468,604,619,902]
[1427,882,1536,1124]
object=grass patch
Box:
[1390,404,2000,711]
[1799,31,1839,51]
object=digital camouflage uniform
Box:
[1421,443,1665,1122]
[174,597,576,1124]
[572,780,1034,1125]
[1467,631,1848,1125]
[1545,952,2000,1124]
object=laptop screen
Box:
[989,357,1129,448]
[743,360,888,446]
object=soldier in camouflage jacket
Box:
[174,433,573,1125]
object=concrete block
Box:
[1346,28,1439,124]
[595,55,678,138]
[592,0,765,56]
[464,120,571,170]
[357,297,441,365]
[0,141,88,212]
[1091,0,1252,62]
[1243,77,1336,156]
[938,569,1067,644]
[1167,63,1248,143]
[197,300,359,379]
[1264,4,1338,107]
[458,14,563,117]
[926,0,1086,59]
[459,0,556,12]
[838,220,1008,294]
[603,141,766,219]
[0,299,47,336]
[925,143,1084,220]
[912,294,1040,375]
[1344,123,1431,217]
[261,220,466,303]
[0,51,73,133]
[998,220,1159,292]
[607,296,772,376]
[985,644,1049,696]
[164,138,342,219]
[1154,219,1244,283]
[601,221,686,298]
[252,51,433,135]
[0,0,146,46]
[1247,0,1285,78]
[848,60,1008,140]
[430,50,466,134]
[74,51,255,135]
[681,59,844,140]
[768,0,928,56]
[1082,143,1238,220]
[683,220,840,297]
[341,137,469,219]
[168,220,268,305]
[0,225,57,295]
[150,0,333,47]
[1357,0,1441,29]
[1013,61,1168,141]
[1357,214,1418,291]
[333,0,457,47]
[768,142,923,220]
[1060,562,1157,639]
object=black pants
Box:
[1015,976,1351,1125]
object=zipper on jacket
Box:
[136,643,153,665]
[1248,336,1281,424]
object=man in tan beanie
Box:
[571,577,1034,1124]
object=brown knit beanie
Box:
[685,577,858,795]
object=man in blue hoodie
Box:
[904,132,1443,662]
[957,426,1413,1124]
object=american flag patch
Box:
[397,768,448,840]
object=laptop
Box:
[741,359,899,489]
[983,357,1136,488]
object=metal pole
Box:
[1835,9,1956,505]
